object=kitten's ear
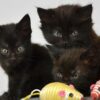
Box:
[77,4,92,22]
[17,14,32,36]
[37,7,55,23]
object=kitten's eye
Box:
[1,48,9,55]
[73,72,79,79]
[17,46,24,54]
[53,30,62,38]
[72,30,78,36]
[71,70,79,80]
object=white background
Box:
[0,0,100,95]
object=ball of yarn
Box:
[40,82,83,100]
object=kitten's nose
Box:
[10,53,16,60]
[64,41,69,48]
[10,57,16,64]
[10,57,16,61]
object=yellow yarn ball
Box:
[40,82,83,100]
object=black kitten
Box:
[53,39,100,96]
[0,14,54,100]
[37,4,97,55]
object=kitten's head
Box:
[0,14,32,67]
[53,48,85,82]
[37,4,94,48]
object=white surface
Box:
[0,0,100,95]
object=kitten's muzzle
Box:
[10,57,16,60]
[9,57,16,63]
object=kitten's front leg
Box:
[8,76,22,100]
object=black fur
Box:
[0,14,54,100]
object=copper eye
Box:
[17,46,24,53]
[72,30,78,36]
[73,73,79,79]
[53,30,62,38]
[1,48,9,55]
